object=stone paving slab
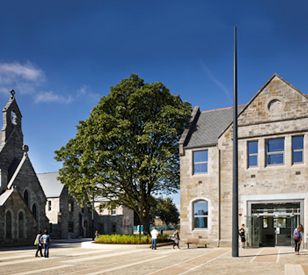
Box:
[0,240,308,275]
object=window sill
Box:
[192,228,208,232]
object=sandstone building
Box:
[180,74,307,248]
[0,91,49,246]
[38,171,134,238]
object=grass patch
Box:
[95,234,171,244]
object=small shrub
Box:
[95,234,171,244]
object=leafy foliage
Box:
[95,234,170,244]
[54,74,191,234]
[155,197,179,225]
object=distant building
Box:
[0,91,49,246]
[37,172,92,239]
[38,172,134,238]
[180,74,308,248]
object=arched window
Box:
[193,200,208,229]
[11,110,17,125]
[18,212,25,239]
[32,204,37,220]
[6,211,12,239]
[24,190,29,207]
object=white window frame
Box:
[292,135,304,164]
[265,138,285,166]
[193,150,208,174]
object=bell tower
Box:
[1,90,23,147]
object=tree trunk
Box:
[140,212,151,235]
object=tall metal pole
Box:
[92,192,95,240]
[232,26,239,257]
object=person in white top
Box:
[151,227,159,250]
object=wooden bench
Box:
[185,238,209,249]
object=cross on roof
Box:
[10,89,15,98]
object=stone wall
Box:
[180,75,308,247]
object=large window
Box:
[68,201,74,212]
[193,150,208,174]
[48,200,52,211]
[265,138,284,166]
[32,204,37,220]
[6,211,12,239]
[18,212,24,239]
[292,136,304,164]
[24,190,29,207]
[193,200,208,229]
[248,141,258,167]
[111,207,116,215]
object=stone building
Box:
[0,91,49,246]
[93,196,134,235]
[37,172,92,239]
[180,74,308,248]
[38,171,134,238]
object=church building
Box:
[180,74,307,248]
[0,90,49,246]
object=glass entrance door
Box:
[247,201,301,247]
[246,216,260,247]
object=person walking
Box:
[35,231,43,257]
[293,224,304,255]
[239,224,246,249]
[172,228,180,249]
[151,227,159,250]
[40,230,51,258]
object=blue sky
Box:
[1,1,308,206]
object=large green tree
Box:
[54,74,191,234]
[155,197,179,225]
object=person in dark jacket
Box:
[293,224,304,255]
[239,224,246,249]
[35,231,43,257]
[172,228,180,249]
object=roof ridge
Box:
[201,104,246,113]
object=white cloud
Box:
[0,61,45,96]
[0,61,98,104]
[0,61,45,82]
[35,91,73,104]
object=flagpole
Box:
[232,26,239,257]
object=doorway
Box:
[246,201,301,247]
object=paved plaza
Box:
[0,239,307,275]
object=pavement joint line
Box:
[277,249,281,263]
[0,256,50,266]
[0,253,33,260]
[82,255,167,275]
[146,251,215,275]
[60,248,149,264]
[8,264,73,275]
[147,249,228,275]
[250,248,263,263]
[285,264,305,275]
[63,254,164,275]
[0,249,107,264]
[178,249,230,275]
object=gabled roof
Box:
[184,105,245,149]
[237,73,308,119]
[0,188,14,206]
[37,172,64,198]
[7,153,27,189]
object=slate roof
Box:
[0,188,13,206]
[37,172,64,198]
[185,105,245,149]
